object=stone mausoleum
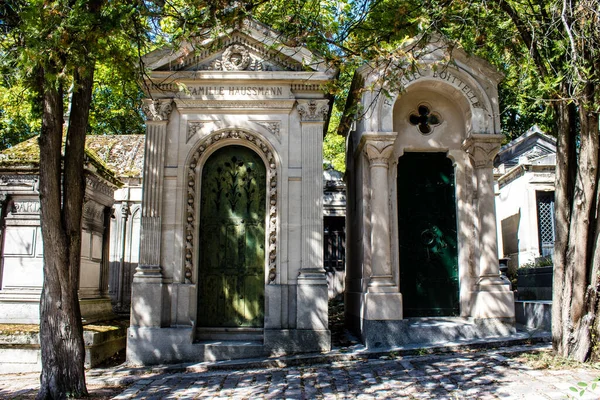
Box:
[127,20,337,364]
[342,38,516,348]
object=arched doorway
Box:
[197,145,266,327]
[397,152,459,317]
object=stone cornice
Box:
[174,99,295,112]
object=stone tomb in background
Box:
[127,20,337,364]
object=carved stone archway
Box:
[184,129,278,284]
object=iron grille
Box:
[536,191,555,257]
[324,216,345,272]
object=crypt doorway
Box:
[397,152,459,317]
[197,145,266,328]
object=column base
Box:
[363,292,403,320]
[297,271,328,330]
[367,275,398,292]
[471,276,515,319]
[131,264,164,327]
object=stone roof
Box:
[0,135,125,187]
[85,135,145,179]
[494,126,556,169]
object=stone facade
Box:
[86,135,146,314]
[494,126,556,268]
[127,20,337,364]
[0,137,121,324]
[342,38,515,348]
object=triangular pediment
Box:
[144,20,327,73]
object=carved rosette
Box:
[142,99,173,122]
[185,130,278,284]
[296,99,329,122]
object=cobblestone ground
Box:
[2,345,600,399]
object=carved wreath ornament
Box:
[185,130,278,284]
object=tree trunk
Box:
[552,83,600,361]
[37,64,95,399]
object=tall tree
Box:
[0,1,284,397]
[0,0,156,396]
[346,0,600,361]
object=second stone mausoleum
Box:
[342,38,516,347]
[127,20,336,364]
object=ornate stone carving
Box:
[187,122,204,143]
[296,99,330,122]
[142,99,173,122]
[365,141,395,168]
[185,129,278,284]
[0,175,39,191]
[209,44,265,71]
[252,121,281,139]
[85,176,114,198]
[462,135,503,169]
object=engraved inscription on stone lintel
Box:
[393,68,484,109]
[11,200,40,214]
[183,85,287,99]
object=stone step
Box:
[364,317,517,349]
[195,327,264,341]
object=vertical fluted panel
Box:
[139,122,167,266]
[301,122,324,270]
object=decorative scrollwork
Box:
[185,129,278,284]
[142,99,173,121]
[296,99,329,122]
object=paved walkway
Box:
[2,343,599,399]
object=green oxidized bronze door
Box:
[198,145,266,327]
[397,152,459,317]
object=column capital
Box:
[142,98,173,122]
[296,99,329,122]
[363,134,397,168]
[462,133,503,169]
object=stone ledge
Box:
[0,321,127,374]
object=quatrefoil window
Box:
[409,104,441,135]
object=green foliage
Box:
[0,84,39,149]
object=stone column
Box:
[364,137,396,291]
[295,99,329,335]
[131,98,172,327]
[360,133,403,324]
[463,134,515,320]
[117,201,130,310]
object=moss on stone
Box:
[0,135,123,187]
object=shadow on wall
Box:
[501,211,521,271]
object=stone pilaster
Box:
[296,99,329,332]
[131,98,172,327]
[359,132,403,323]
[463,133,515,320]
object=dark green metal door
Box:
[397,152,459,317]
[198,145,266,327]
